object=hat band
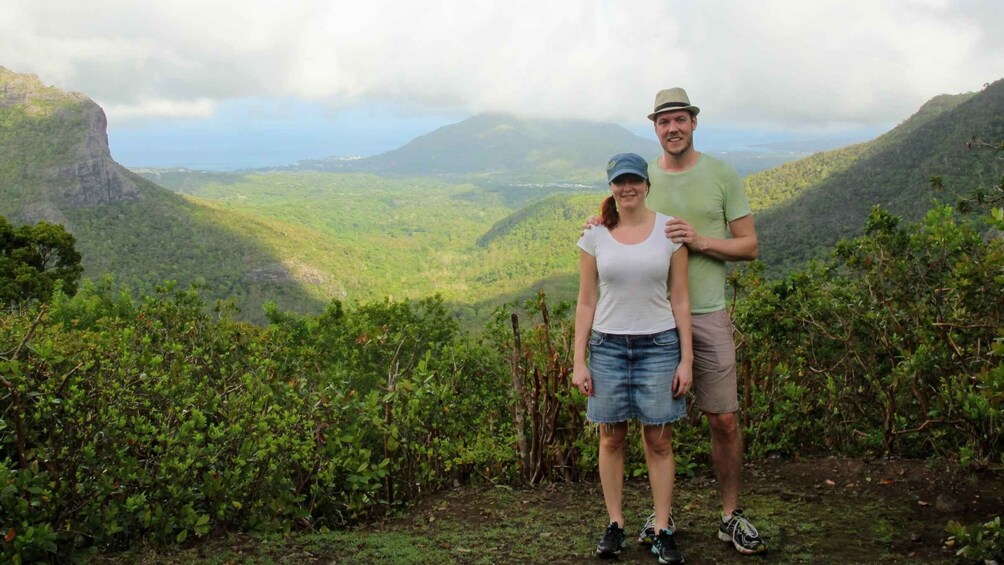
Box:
[653,101,691,113]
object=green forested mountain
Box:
[8,62,1001,324]
[1,66,616,324]
[748,80,1001,273]
[0,66,325,319]
[304,112,660,183]
[745,91,977,212]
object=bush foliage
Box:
[0,282,513,562]
[733,205,1003,464]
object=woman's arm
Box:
[573,249,598,396]
[668,245,693,398]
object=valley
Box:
[140,170,602,324]
[3,65,1003,325]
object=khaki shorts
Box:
[692,309,739,414]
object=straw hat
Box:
[647,87,700,121]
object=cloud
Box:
[104,98,217,121]
[2,0,1002,128]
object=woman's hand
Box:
[573,365,594,396]
[672,362,692,398]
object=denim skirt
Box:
[586,328,686,426]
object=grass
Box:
[90,458,1003,564]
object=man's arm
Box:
[665,213,758,262]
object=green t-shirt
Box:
[646,154,751,314]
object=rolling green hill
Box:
[745,91,977,213]
[9,63,1000,325]
[465,193,601,314]
[1,66,618,325]
[748,81,1001,273]
[151,170,603,321]
[304,112,661,184]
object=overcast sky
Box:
[3,0,1003,168]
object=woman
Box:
[573,152,692,564]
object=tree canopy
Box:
[0,215,82,306]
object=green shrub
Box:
[0,283,515,561]
[945,515,1003,563]
[734,205,1003,463]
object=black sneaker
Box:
[596,521,626,558]
[638,512,676,547]
[651,528,684,564]
[718,509,767,555]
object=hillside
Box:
[745,91,977,213]
[0,66,324,319]
[1,64,610,325]
[13,63,1000,321]
[139,170,600,322]
[464,192,601,311]
[748,81,1001,272]
[0,67,141,218]
[302,113,661,183]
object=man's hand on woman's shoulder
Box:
[580,215,603,237]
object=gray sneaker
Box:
[638,512,675,547]
[718,509,767,554]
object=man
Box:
[639,87,767,556]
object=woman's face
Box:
[610,174,648,209]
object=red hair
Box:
[601,196,619,229]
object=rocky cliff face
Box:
[0,67,141,223]
[53,98,142,208]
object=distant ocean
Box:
[109,145,322,171]
[108,128,376,171]
[106,98,462,172]
[108,109,885,173]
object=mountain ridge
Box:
[0,67,141,216]
[747,79,1003,272]
[300,112,661,183]
[0,66,324,319]
[5,64,1001,323]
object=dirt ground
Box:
[94,457,1003,564]
[388,457,1003,564]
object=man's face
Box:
[653,110,697,157]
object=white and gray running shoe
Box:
[718,509,767,554]
[638,511,675,547]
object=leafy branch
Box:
[942,136,1004,224]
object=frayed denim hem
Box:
[586,420,628,437]
[586,414,686,433]
[587,418,628,426]
[638,412,687,427]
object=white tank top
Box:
[577,212,682,334]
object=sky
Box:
[2,0,1003,170]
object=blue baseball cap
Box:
[606,153,649,183]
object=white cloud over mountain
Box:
[3,0,1002,129]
